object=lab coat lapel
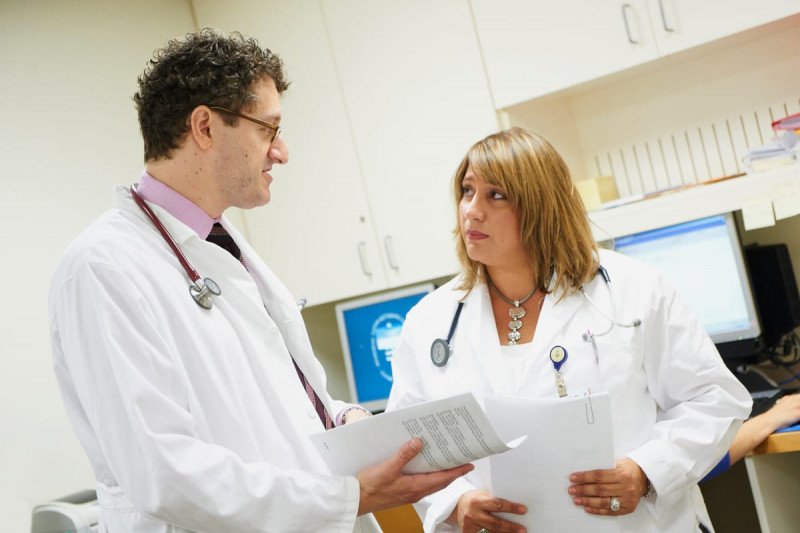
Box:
[230,224,332,411]
[460,283,511,394]
[529,284,586,360]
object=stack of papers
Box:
[743,131,797,173]
[311,392,619,532]
[486,393,619,533]
[744,114,800,173]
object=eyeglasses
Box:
[208,106,281,143]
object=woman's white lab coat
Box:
[49,186,379,533]
[387,249,751,532]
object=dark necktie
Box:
[205,223,334,430]
[207,223,244,266]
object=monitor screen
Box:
[335,283,434,412]
[613,213,760,345]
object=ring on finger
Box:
[609,496,621,512]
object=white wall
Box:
[0,1,196,529]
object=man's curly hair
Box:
[134,28,289,162]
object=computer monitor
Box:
[335,283,434,412]
[613,213,761,356]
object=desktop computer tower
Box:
[745,243,800,348]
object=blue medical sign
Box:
[336,285,432,410]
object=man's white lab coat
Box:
[49,186,379,533]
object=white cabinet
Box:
[194,0,497,304]
[471,0,658,108]
[321,0,498,288]
[471,0,800,109]
[193,0,388,304]
[649,0,800,56]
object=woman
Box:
[386,128,752,532]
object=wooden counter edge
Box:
[751,429,800,456]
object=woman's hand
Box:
[568,458,647,516]
[449,489,527,533]
[764,393,800,430]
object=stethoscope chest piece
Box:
[430,338,451,367]
[189,278,222,310]
[430,301,465,368]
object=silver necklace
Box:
[488,278,538,345]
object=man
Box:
[48,29,471,532]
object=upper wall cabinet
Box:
[193,1,389,304]
[471,0,800,109]
[322,0,498,288]
[194,0,497,304]
[471,0,659,109]
[647,0,800,56]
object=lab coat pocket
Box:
[591,326,645,395]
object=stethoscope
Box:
[130,185,221,310]
[579,265,641,363]
[429,266,641,370]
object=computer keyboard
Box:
[749,389,785,419]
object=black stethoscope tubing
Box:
[130,185,221,309]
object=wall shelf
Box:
[589,163,800,240]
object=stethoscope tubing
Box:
[130,185,221,309]
[446,301,465,345]
[130,184,202,286]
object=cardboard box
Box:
[575,176,619,211]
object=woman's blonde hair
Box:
[453,127,598,298]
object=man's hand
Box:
[356,438,474,515]
[450,489,527,533]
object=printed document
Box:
[485,393,619,533]
[310,392,525,475]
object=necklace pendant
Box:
[509,306,526,320]
[509,319,522,330]
[508,330,521,344]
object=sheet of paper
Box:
[771,182,800,221]
[485,393,619,533]
[310,392,525,475]
[741,197,775,230]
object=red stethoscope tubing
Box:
[130,184,202,285]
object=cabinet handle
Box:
[621,4,639,45]
[357,242,373,276]
[384,235,400,271]
[658,0,675,32]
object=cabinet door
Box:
[322,0,498,287]
[471,0,659,108]
[193,0,388,305]
[648,0,800,56]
